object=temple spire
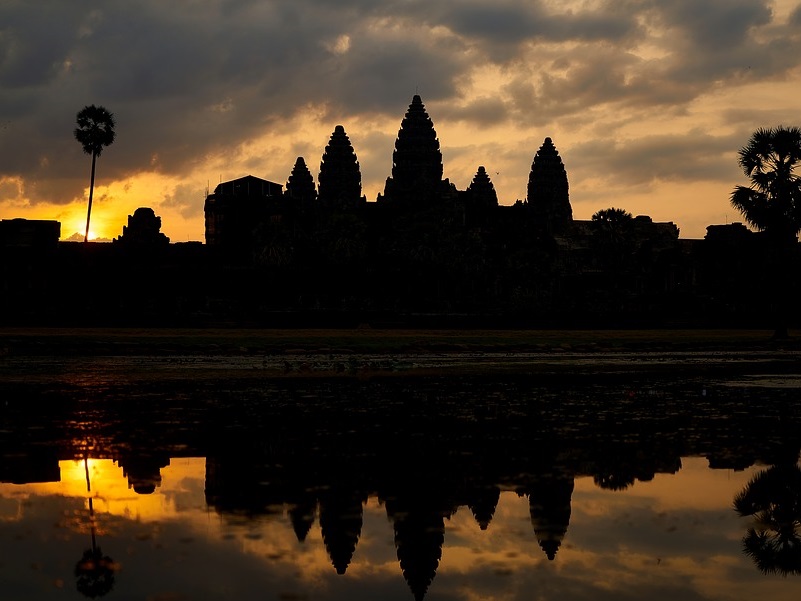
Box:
[527,137,572,231]
[318,125,362,210]
[467,166,498,210]
[285,156,316,207]
[382,95,444,206]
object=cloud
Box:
[437,96,510,126]
[569,129,748,194]
[161,182,206,218]
[651,0,772,50]
[62,231,111,242]
[2,0,801,241]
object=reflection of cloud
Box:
[0,458,797,601]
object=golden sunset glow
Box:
[2,1,801,241]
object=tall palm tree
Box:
[731,126,801,241]
[731,126,801,338]
[74,105,116,243]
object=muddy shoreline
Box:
[3,326,800,355]
[3,327,801,381]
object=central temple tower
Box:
[381,95,444,207]
[527,137,572,231]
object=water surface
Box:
[2,353,801,600]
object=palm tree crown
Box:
[74,105,116,157]
[731,126,801,241]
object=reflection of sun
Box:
[61,458,105,485]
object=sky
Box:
[1,0,801,242]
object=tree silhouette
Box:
[733,464,801,576]
[591,208,634,257]
[731,127,801,338]
[731,127,801,242]
[74,105,116,243]
[592,207,633,227]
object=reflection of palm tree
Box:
[593,472,635,491]
[733,464,801,575]
[75,457,117,598]
[75,546,116,599]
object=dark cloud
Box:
[0,0,474,205]
[161,182,206,218]
[0,3,84,89]
[371,0,642,49]
[721,108,801,129]
[792,4,801,26]
[1,0,801,214]
[651,0,772,50]
[437,96,510,126]
[570,130,746,187]
[646,0,799,88]
[323,33,467,113]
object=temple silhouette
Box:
[0,94,797,326]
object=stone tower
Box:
[527,137,572,231]
[115,207,169,246]
[285,156,317,206]
[318,125,362,210]
[382,95,444,207]
[467,166,498,210]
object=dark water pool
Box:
[2,355,801,600]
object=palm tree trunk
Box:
[84,151,97,243]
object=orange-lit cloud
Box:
[2,1,801,241]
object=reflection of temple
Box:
[385,494,450,601]
[319,488,367,574]
[117,454,170,495]
[4,373,801,599]
[468,485,501,531]
[525,474,575,560]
